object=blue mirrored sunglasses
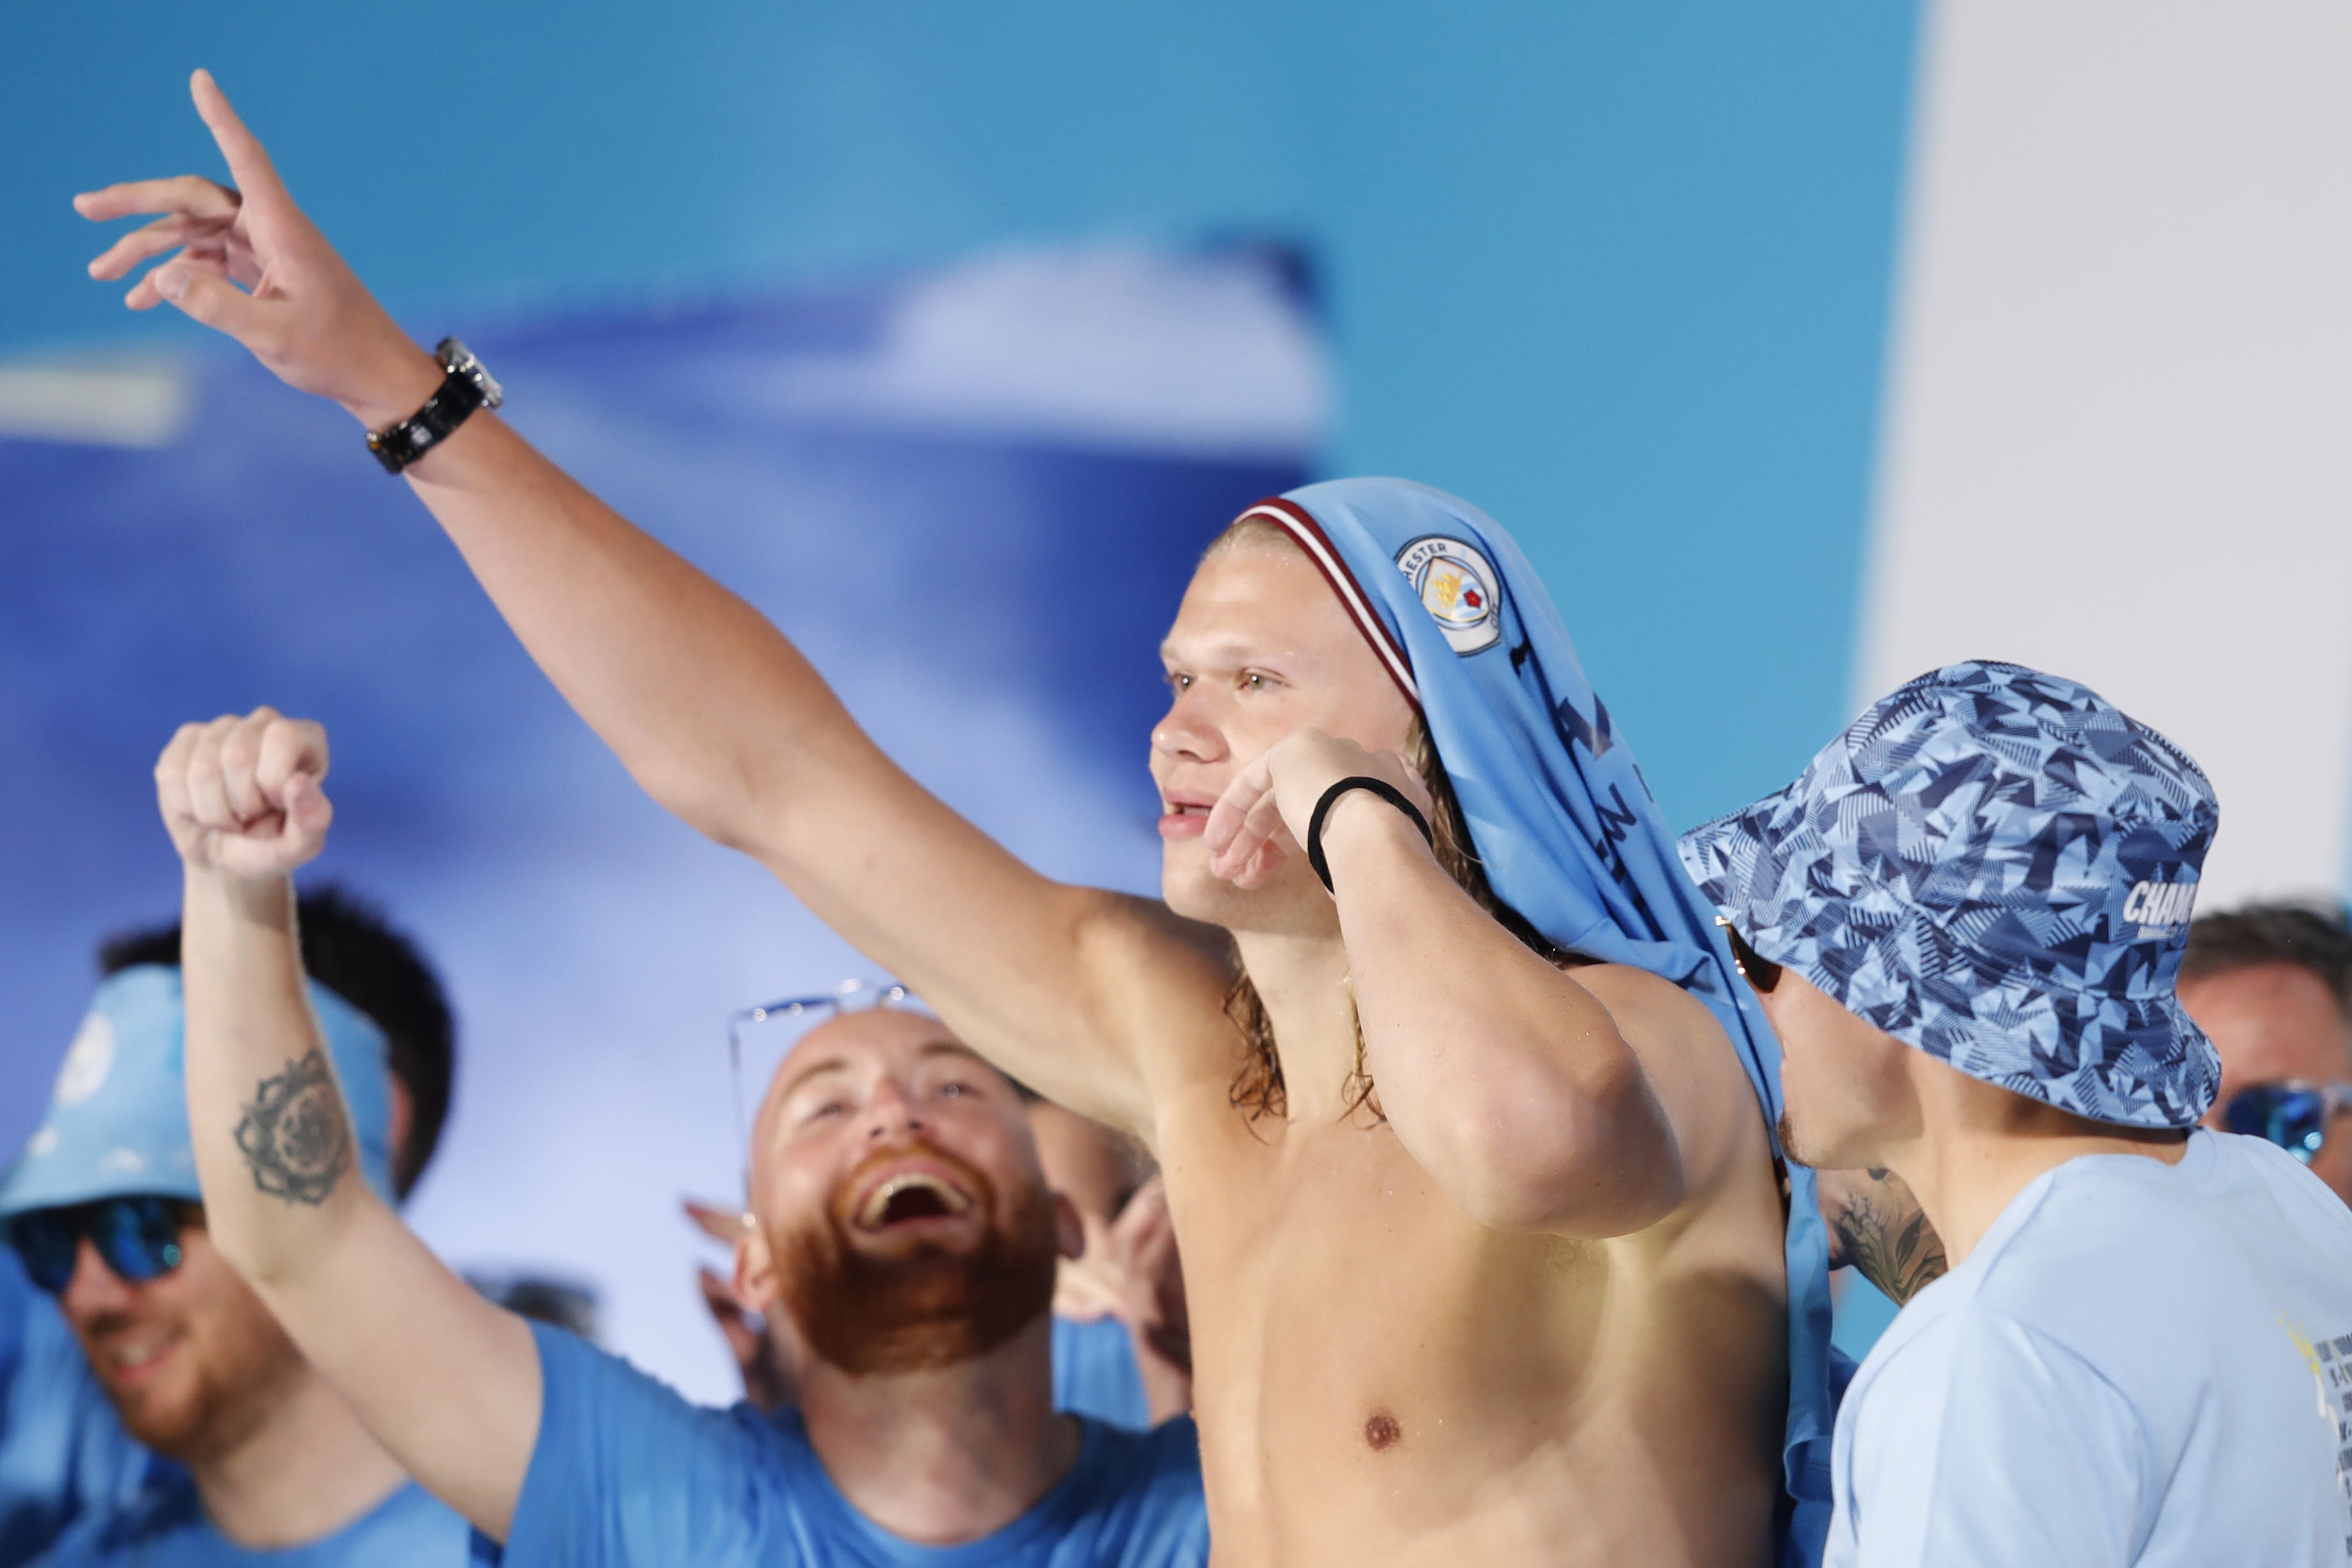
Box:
[5,1196,193,1295]
[2220,1080,2352,1166]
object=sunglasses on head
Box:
[5,1196,195,1295]
[1715,917,1783,994]
[2220,1080,2352,1166]
[727,980,925,1180]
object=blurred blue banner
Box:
[0,245,1318,1398]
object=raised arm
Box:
[1205,731,1722,1239]
[80,71,1210,1134]
[161,708,537,1539]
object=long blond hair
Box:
[1205,516,1555,1123]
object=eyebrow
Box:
[779,1040,989,1100]
[918,1041,995,1073]
[776,1055,852,1102]
[1159,635,1266,666]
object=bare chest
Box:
[1155,1113,1781,1565]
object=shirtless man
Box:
[81,71,1832,1565]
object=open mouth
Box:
[856,1171,974,1230]
[1159,792,1217,838]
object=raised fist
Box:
[156,707,333,883]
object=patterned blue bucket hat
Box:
[1678,660,2221,1129]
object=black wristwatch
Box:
[366,338,503,473]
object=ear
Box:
[1054,1191,1086,1262]
[733,1221,779,1315]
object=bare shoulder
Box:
[1068,890,1241,1120]
[1071,888,1233,1006]
[1568,962,1772,1214]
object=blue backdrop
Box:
[2,3,1921,826]
[1,252,1316,1393]
[2,6,1923,1384]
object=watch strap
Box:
[366,341,495,474]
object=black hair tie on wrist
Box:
[1305,776,1435,893]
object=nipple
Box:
[1362,1409,1401,1451]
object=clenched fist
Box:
[156,707,333,882]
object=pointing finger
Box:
[190,70,286,213]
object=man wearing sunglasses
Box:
[81,72,1843,1567]
[2179,902,2352,1209]
[151,707,1209,1566]
[1682,661,2352,1567]
[0,892,473,1564]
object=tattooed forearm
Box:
[1825,1167,1948,1305]
[234,1050,353,1205]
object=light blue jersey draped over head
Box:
[1239,478,1838,1567]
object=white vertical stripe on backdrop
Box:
[1859,0,2352,906]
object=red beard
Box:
[776,1139,1058,1376]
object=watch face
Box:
[437,338,503,409]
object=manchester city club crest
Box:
[1394,535,1503,655]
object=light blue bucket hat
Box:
[1678,660,2222,1129]
[0,965,397,1218]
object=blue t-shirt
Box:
[496,1321,1209,1567]
[1049,1316,1150,1432]
[1,1250,163,1566]
[31,1477,480,1565]
[1827,1131,2352,1567]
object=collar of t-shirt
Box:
[768,1408,1129,1564]
[1879,1130,2215,1337]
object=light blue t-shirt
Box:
[495,1321,1209,1567]
[31,1477,481,1565]
[1049,1316,1150,1432]
[1827,1131,2352,1567]
[0,1250,162,1566]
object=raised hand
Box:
[1203,728,1433,890]
[156,707,334,883]
[76,69,441,429]
[1050,1173,1193,1420]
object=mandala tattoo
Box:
[1834,1171,1948,1306]
[234,1050,353,1206]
